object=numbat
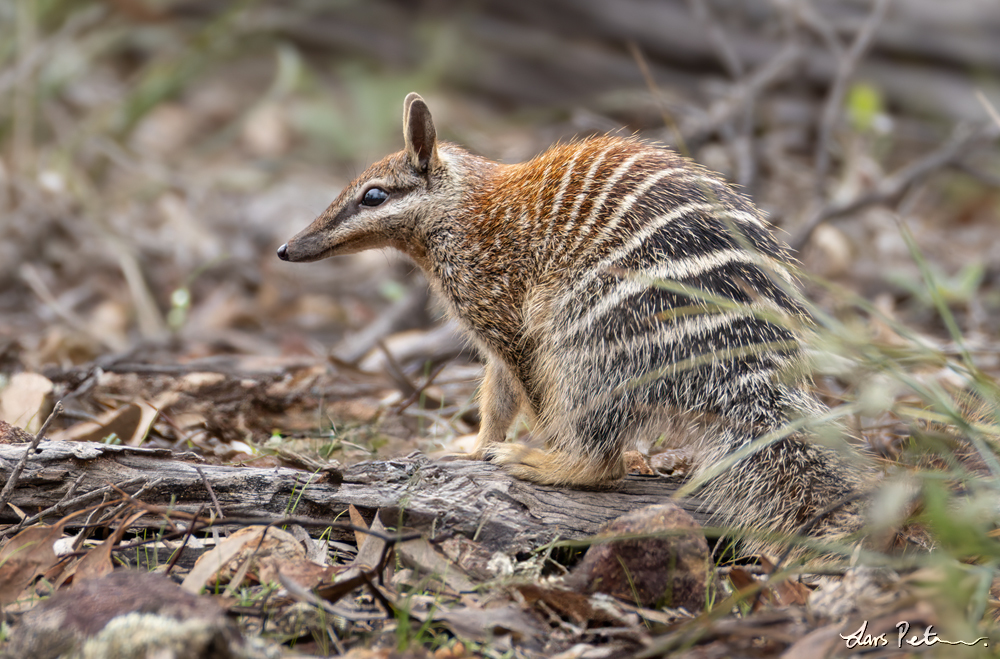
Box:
[278,93,865,549]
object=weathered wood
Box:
[0,441,703,553]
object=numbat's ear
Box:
[403,92,439,173]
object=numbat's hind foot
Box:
[484,443,625,488]
[438,450,487,462]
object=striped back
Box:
[458,136,808,432]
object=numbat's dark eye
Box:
[361,187,388,207]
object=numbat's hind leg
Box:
[484,443,625,488]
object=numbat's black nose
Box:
[277,244,289,260]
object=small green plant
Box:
[394,593,440,652]
[886,261,985,311]
[283,469,322,518]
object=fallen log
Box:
[0,440,702,554]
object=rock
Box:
[2,570,277,659]
[565,503,713,610]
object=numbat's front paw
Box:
[480,443,534,465]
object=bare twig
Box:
[165,504,207,576]
[813,0,892,190]
[976,89,1000,130]
[194,466,224,519]
[110,502,425,545]
[685,0,743,78]
[718,103,758,192]
[393,361,449,415]
[627,41,687,155]
[71,496,110,552]
[19,265,126,352]
[789,1,844,61]
[0,476,146,539]
[953,161,1000,189]
[99,476,166,524]
[0,401,62,512]
[333,287,429,363]
[376,339,417,398]
[114,242,167,338]
[61,472,87,507]
[682,39,801,145]
[686,0,758,189]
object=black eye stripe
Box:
[361,187,389,207]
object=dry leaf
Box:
[72,510,147,584]
[0,524,64,606]
[187,525,305,591]
[397,537,477,595]
[182,526,266,593]
[438,536,497,582]
[759,556,811,607]
[0,372,53,432]
[514,583,622,627]
[259,555,333,591]
[353,511,393,573]
[50,401,158,445]
[436,604,541,644]
[349,504,369,548]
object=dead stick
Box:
[791,2,844,61]
[376,339,417,398]
[0,476,145,538]
[686,0,743,78]
[393,361,449,415]
[683,39,800,145]
[792,123,997,251]
[813,0,891,191]
[195,466,224,519]
[627,41,687,156]
[687,0,757,190]
[165,504,207,576]
[99,476,165,524]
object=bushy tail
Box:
[696,428,868,559]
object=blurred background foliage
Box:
[1,0,999,371]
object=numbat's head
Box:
[277,92,484,270]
